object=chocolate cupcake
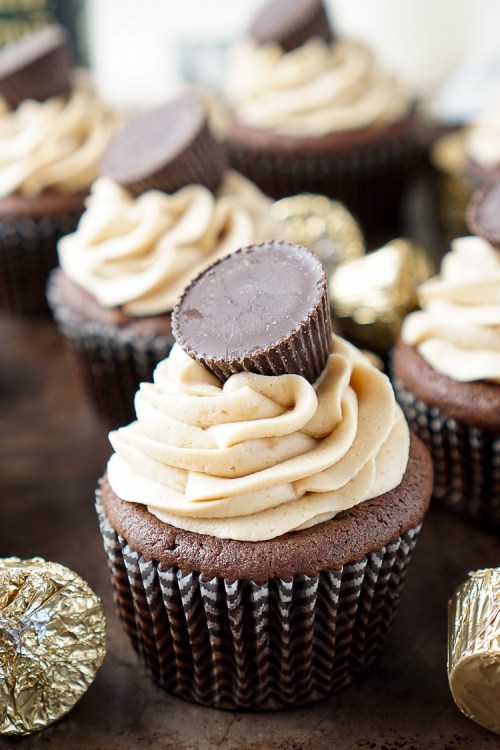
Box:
[392,231,500,527]
[222,0,421,237]
[96,241,432,710]
[0,25,119,315]
[47,93,288,428]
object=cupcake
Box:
[431,93,500,241]
[47,93,287,428]
[223,0,420,235]
[0,25,118,314]
[96,240,432,710]
[392,229,500,527]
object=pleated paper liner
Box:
[0,210,82,315]
[224,127,422,237]
[96,492,423,711]
[392,374,500,528]
[47,275,174,428]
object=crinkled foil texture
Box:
[0,558,106,736]
[448,568,500,735]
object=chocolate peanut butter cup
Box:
[172,241,332,383]
[0,25,72,109]
[100,93,227,197]
[251,0,333,51]
[466,180,500,250]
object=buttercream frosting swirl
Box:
[0,69,119,198]
[107,335,410,541]
[401,236,500,384]
[226,38,410,137]
[58,170,285,316]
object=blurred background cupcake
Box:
[221,0,422,240]
[0,23,118,315]
[391,189,500,527]
[47,92,288,428]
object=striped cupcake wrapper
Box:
[0,211,81,315]
[47,294,173,429]
[393,374,500,528]
[96,492,422,710]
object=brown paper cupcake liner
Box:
[0,211,81,315]
[47,279,174,428]
[225,130,422,235]
[96,491,423,710]
[392,374,500,528]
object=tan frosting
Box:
[464,96,500,168]
[226,38,410,137]
[58,170,285,316]
[107,335,410,542]
[0,69,119,198]
[402,236,500,384]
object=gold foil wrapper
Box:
[271,193,365,278]
[430,131,471,240]
[329,238,434,353]
[448,568,500,735]
[0,557,106,736]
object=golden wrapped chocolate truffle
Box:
[0,558,106,736]
[329,238,433,353]
[448,568,500,735]
[271,193,364,277]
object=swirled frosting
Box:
[107,335,410,541]
[0,69,118,198]
[226,38,410,137]
[58,170,285,316]
[401,236,500,384]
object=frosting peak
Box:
[226,38,410,137]
[58,170,285,316]
[107,336,409,541]
[402,236,500,384]
[0,70,118,198]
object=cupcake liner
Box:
[0,211,81,315]
[225,129,422,235]
[47,277,174,428]
[392,374,500,527]
[96,491,423,710]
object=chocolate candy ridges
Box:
[251,0,333,51]
[100,93,227,197]
[172,241,332,384]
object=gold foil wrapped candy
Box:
[329,238,433,353]
[0,558,106,736]
[448,568,500,735]
[271,193,365,277]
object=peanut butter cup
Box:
[0,25,72,109]
[100,93,227,196]
[251,0,333,51]
[466,180,500,249]
[172,241,332,383]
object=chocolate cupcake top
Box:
[57,172,285,316]
[100,93,226,196]
[251,0,332,52]
[467,180,500,247]
[226,2,410,138]
[401,235,500,385]
[107,242,410,543]
[0,25,72,109]
[172,241,332,383]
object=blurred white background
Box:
[87,0,500,122]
